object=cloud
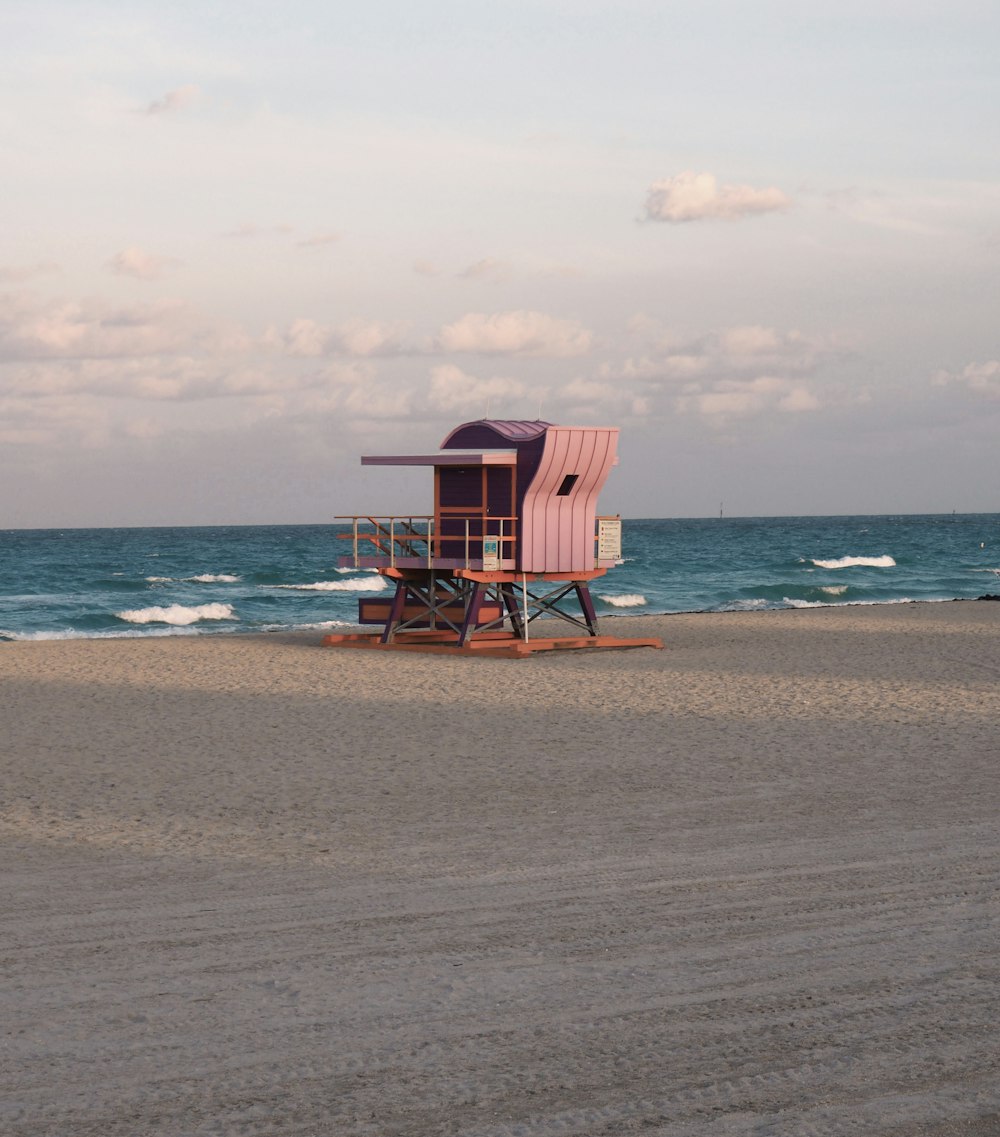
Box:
[279,318,329,358]
[337,319,405,357]
[296,231,341,248]
[220,225,339,248]
[300,364,410,419]
[0,393,110,448]
[143,84,200,116]
[275,317,407,358]
[933,360,1000,398]
[458,258,510,282]
[435,310,593,357]
[1,355,324,403]
[0,262,60,283]
[824,187,952,237]
[777,386,822,413]
[678,376,820,419]
[538,263,585,280]
[106,247,179,281]
[609,324,827,383]
[428,364,530,413]
[412,259,442,277]
[223,223,295,239]
[0,292,197,360]
[643,171,791,223]
[602,323,831,421]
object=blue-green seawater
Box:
[2,515,999,640]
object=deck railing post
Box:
[522,574,530,643]
[353,516,359,568]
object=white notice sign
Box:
[482,536,500,571]
[597,518,622,561]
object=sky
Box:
[2,0,999,526]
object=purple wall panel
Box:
[438,467,482,508]
[486,465,514,520]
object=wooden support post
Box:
[499,582,524,639]
[575,582,600,636]
[380,580,409,644]
[457,580,486,647]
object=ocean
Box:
[2,515,999,641]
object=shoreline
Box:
[4,601,1000,1134]
[4,592,1000,643]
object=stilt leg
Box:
[500,583,524,639]
[575,582,600,636]
[457,581,486,646]
[380,581,408,644]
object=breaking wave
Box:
[810,555,896,570]
[116,602,236,626]
[144,574,241,583]
[273,577,388,592]
[598,593,647,608]
[784,596,915,609]
[1,626,195,641]
[722,598,770,611]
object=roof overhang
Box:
[361,452,517,467]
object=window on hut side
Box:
[556,473,579,496]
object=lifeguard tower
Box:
[322,419,662,657]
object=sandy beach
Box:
[3,601,999,1136]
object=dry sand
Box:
[2,602,999,1136]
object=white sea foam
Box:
[145,573,240,584]
[247,619,356,634]
[598,593,647,608]
[811,555,896,570]
[820,585,849,596]
[785,596,917,610]
[723,598,770,611]
[336,566,380,574]
[273,577,388,592]
[284,619,356,630]
[116,602,236,625]
[1,626,198,640]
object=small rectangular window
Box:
[556,474,579,496]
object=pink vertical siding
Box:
[519,428,619,571]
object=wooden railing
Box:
[335,515,518,569]
[336,514,622,569]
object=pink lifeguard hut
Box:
[322,419,662,657]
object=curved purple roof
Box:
[440,419,553,449]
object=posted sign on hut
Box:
[597,517,622,562]
[482,536,500,572]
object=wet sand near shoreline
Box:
[3,602,1000,1136]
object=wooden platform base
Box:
[321,630,664,658]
